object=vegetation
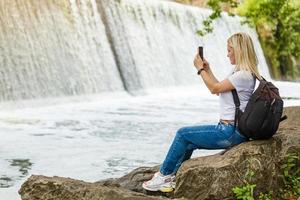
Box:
[176,0,300,80]
[280,153,300,199]
[232,154,300,200]
[236,0,300,79]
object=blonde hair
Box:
[227,32,261,79]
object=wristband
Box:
[197,68,205,75]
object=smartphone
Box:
[198,46,203,60]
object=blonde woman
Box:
[142,32,261,192]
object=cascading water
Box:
[98,0,271,92]
[0,0,271,102]
[0,0,124,102]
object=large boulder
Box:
[19,106,300,200]
[175,106,300,199]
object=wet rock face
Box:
[19,107,300,200]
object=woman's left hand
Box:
[194,54,204,70]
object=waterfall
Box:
[0,0,271,102]
[0,0,124,101]
[99,0,271,92]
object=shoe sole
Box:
[142,183,174,193]
[159,187,173,192]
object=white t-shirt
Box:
[219,69,255,120]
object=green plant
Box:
[232,160,257,200]
[233,183,256,200]
[196,0,238,36]
[280,153,300,199]
[258,191,272,200]
[197,0,300,80]
[232,154,300,200]
[237,0,300,79]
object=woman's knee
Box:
[176,126,190,138]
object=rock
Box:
[174,106,300,199]
[19,175,168,200]
[19,106,300,200]
[97,166,159,193]
[97,166,174,198]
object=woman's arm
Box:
[194,54,235,94]
[204,62,218,84]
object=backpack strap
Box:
[252,74,265,81]
[230,72,259,131]
[280,115,288,122]
[231,89,240,130]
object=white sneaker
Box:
[142,172,175,192]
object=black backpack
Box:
[231,76,287,140]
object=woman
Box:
[142,32,261,192]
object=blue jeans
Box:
[160,122,248,175]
